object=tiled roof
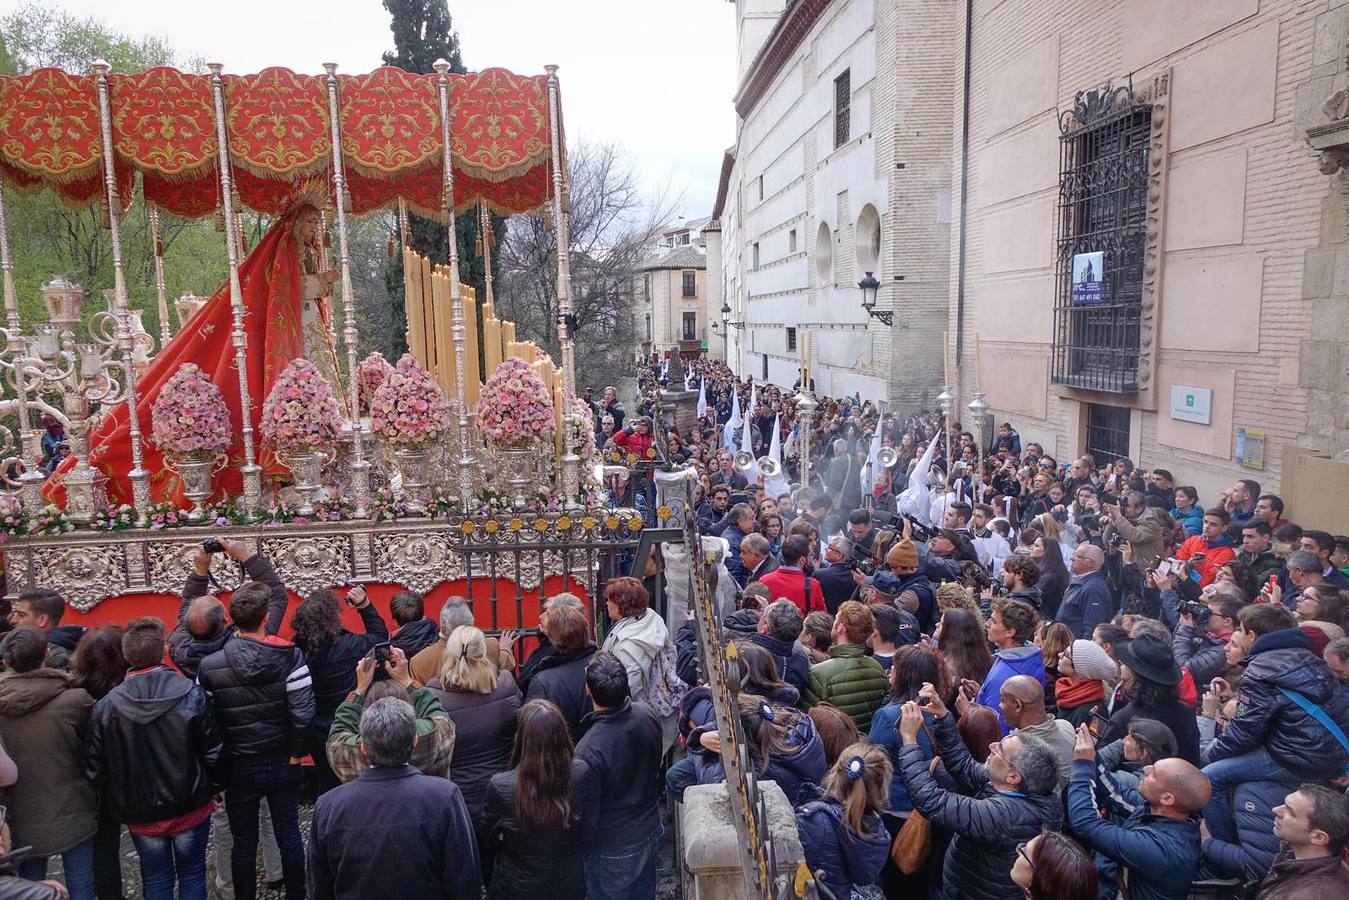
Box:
[639,245,707,271]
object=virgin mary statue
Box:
[46,192,348,506]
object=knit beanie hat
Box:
[886,537,919,569]
[1069,639,1118,682]
[1300,621,1345,658]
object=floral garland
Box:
[474,357,555,444]
[150,363,232,458]
[370,353,453,447]
[261,358,343,452]
[357,352,394,418]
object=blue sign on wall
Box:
[1072,251,1103,305]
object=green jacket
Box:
[325,685,455,783]
[802,644,889,732]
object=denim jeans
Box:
[1201,748,1298,842]
[584,826,662,900]
[131,817,210,900]
[665,756,699,802]
[224,753,306,900]
[17,835,95,900]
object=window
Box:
[679,232,690,245]
[682,270,696,298]
[753,242,761,269]
[644,313,652,342]
[789,229,798,254]
[855,204,880,273]
[682,312,697,341]
[1051,87,1151,393]
[1085,403,1131,466]
[762,353,769,380]
[758,175,764,201]
[786,327,797,352]
[834,70,851,148]
[643,273,650,302]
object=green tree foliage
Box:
[379,0,502,361]
[0,5,226,343]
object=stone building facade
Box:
[709,0,956,404]
[635,244,710,360]
[943,0,1349,505]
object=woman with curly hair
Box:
[289,585,389,793]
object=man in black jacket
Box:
[170,540,290,679]
[87,617,221,898]
[814,537,858,614]
[896,684,1063,900]
[197,578,315,900]
[576,652,663,900]
[388,590,440,659]
[751,600,811,695]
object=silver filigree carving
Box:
[372,531,457,593]
[260,534,352,597]
[33,544,126,611]
[147,541,245,595]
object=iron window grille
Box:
[1085,403,1132,467]
[682,270,696,298]
[786,327,797,352]
[1052,83,1151,394]
[834,70,851,148]
[682,312,697,341]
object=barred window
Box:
[1051,86,1151,394]
[834,70,851,149]
[682,270,696,298]
[1085,403,1131,467]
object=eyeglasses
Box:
[1016,842,1035,870]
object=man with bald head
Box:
[168,538,292,679]
[1000,674,1076,787]
[1057,543,1115,638]
[1069,723,1209,900]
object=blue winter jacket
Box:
[1057,570,1116,639]
[1067,759,1201,900]
[1207,627,1349,779]
[868,702,935,814]
[1200,779,1284,883]
[1170,505,1204,536]
[975,645,1046,734]
[795,784,890,900]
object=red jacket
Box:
[1176,535,1236,587]
[758,566,827,616]
[612,427,654,457]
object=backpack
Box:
[644,640,689,718]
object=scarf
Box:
[1055,676,1105,709]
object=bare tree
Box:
[496,142,679,390]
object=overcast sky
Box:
[17,0,738,217]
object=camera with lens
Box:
[1108,533,1128,548]
[904,515,940,542]
[1177,599,1211,623]
[847,548,877,577]
[202,538,224,554]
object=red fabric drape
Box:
[45,208,308,506]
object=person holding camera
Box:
[1100,491,1166,569]
[1172,594,1244,688]
[196,572,316,900]
[289,585,390,796]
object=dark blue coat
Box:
[1058,571,1116,639]
[1067,759,1200,900]
[748,631,812,698]
[813,562,856,614]
[795,784,889,900]
[307,764,480,900]
[1200,779,1283,882]
[1208,627,1349,779]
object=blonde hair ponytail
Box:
[440,625,497,694]
[822,741,891,835]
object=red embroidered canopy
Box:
[0,65,560,217]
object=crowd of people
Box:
[0,355,1345,900]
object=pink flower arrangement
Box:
[369,353,453,447]
[474,358,555,444]
[150,363,232,458]
[357,352,394,417]
[569,397,597,461]
[261,357,343,452]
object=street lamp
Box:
[720,301,731,363]
[858,271,892,326]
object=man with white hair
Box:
[1057,544,1114,638]
[308,698,480,898]
[409,598,515,685]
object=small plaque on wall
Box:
[1236,427,1265,470]
[1170,385,1213,425]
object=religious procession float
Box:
[0,59,687,629]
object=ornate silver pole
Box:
[545,64,580,505]
[795,390,817,493]
[397,198,410,248]
[478,201,494,306]
[0,169,44,511]
[968,390,988,504]
[148,204,171,345]
[94,59,151,522]
[433,58,476,507]
[322,63,371,518]
[208,62,263,518]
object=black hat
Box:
[1114,634,1181,686]
[939,528,978,563]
